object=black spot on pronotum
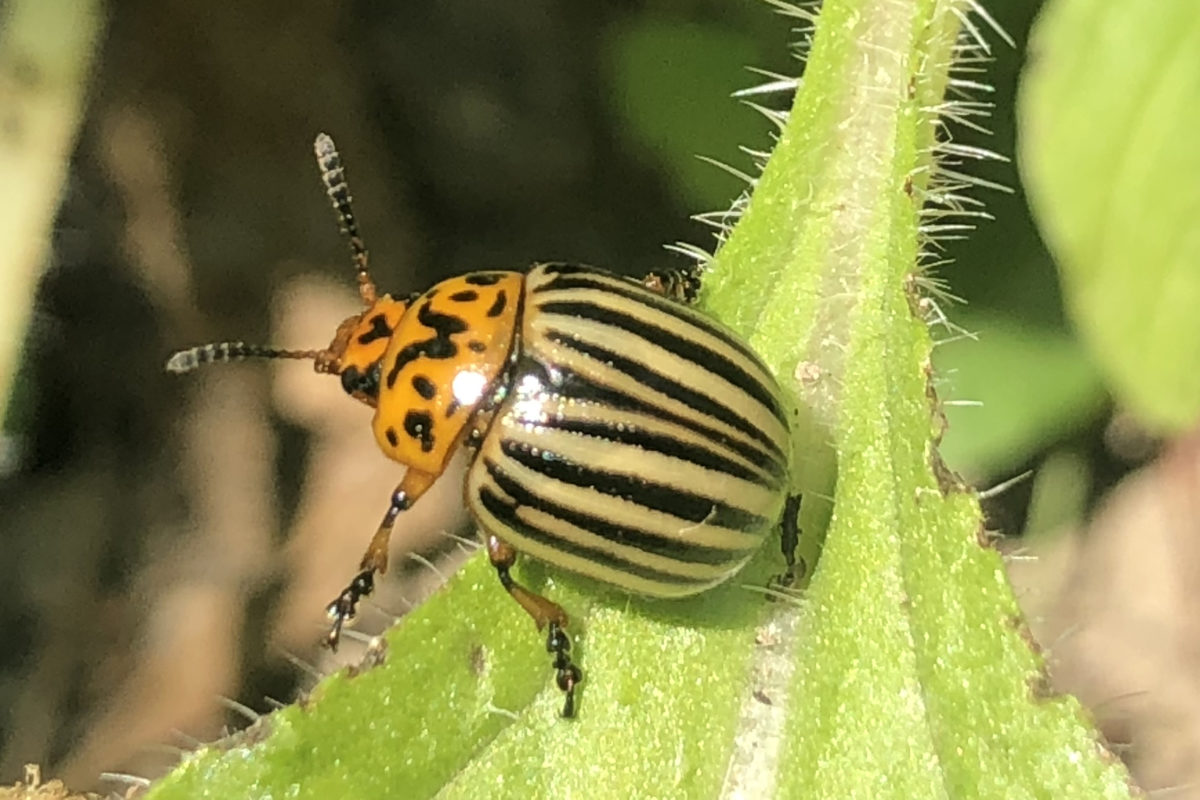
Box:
[465,272,505,286]
[411,375,437,400]
[356,313,392,346]
[385,427,399,447]
[450,290,479,302]
[468,340,487,353]
[486,290,507,318]
[404,410,435,452]
[385,301,468,389]
[340,362,382,400]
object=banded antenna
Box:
[313,132,376,307]
[166,342,322,374]
[165,133,378,376]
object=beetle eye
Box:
[340,362,381,400]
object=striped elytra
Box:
[165,135,797,718]
[467,263,790,598]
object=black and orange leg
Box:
[772,494,804,592]
[486,534,582,718]
[643,264,703,305]
[325,468,439,650]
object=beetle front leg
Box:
[325,468,438,650]
[486,534,582,718]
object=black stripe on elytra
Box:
[535,267,768,375]
[499,438,769,532]
[450,289,479,302]
[404,410,435,452]
[543,330,786,463]
[477,486,710,587]
[385,300,468,390]
[538,263,592,278]
[482,458,755,568]
[539,299,786,428]
[356,313,393,346]
[541,414,778,488]
[518,357,786,481]
[486,290,508,318]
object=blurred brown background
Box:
[0,0,1193,795]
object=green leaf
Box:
[148,1,1135,798]
[150,553,789,798]
[1019,0,1200,431]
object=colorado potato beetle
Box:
[167,134,799,717]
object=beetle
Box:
[167,134,799,717]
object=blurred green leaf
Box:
[935,312,1107,479]
[1023,449,1091,537]
[603,19,768,210]
[1019,0,1200,431]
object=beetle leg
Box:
[325,467,439,650]
[486,534,582,718]
[771,493,805,592]
[643,265,702,305]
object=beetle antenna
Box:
[314,133,377,307]
[166,342,322,374]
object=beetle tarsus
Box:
[325,568,376,650]
[547,621,581,718]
